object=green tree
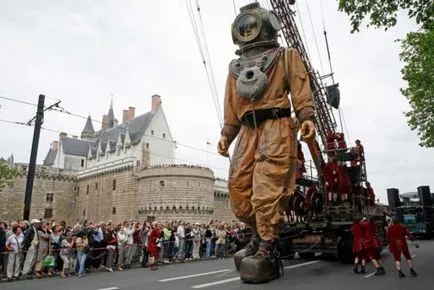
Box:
[0,158,17,190]
[337,0,434,147]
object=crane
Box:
[270,0,341,174]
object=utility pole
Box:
[23,94,45,221]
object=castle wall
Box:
[76,164,137,224]
[136,165,215,223]
[0,164,76,224]
[1,163,235,226]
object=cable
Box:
[295,1,312,61]
[0,95,37,107]
[305,0,324,75]
[232,0,237,15]
[185,0,223,129]
[194,0,223,126]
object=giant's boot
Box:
[239,239,283,284]
[234,235,260,271]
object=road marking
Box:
[284,260,320,269]
[96,287,119,290]
[364,272,376,278]
[191,260,320,288]
[365,254,416,278]
[192,277,240,288]
[158,269,231,282]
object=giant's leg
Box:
[240,117,297,283]
[229,125,260,270]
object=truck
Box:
[268,0,388,263]
[392,187,434,238]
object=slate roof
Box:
[43,148,58,166]
[88,111,155,158]
[43,109,157,162]
[62,138,93,157]
[83,115,94,133]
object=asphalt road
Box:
[2,240,433,290]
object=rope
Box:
[305,0,325,75]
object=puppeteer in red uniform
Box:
[364,218,385,275]
[365,182,375,206]
[296,142,306,178]
[387,218,418,278]
[351,218,366,274]
[323,158,338,202]
[337,161,351,201]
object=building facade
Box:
[0,95,234,224]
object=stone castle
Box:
[0,95,233,224]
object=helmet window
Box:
[236,14,259,39]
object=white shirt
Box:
[6,234,24,253]
[176,225,185,238]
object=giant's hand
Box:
[300,120,316,142]
[217,136,229,157]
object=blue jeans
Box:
[77,251,87,276]
[206,239,212,257]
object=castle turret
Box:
[81,115,95,139]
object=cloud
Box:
[0,0,432,204]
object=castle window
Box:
[95,182,98,190]
[77,186,80,196]
[163,133,166,138]
[112,207,116,214]
[44,208,53,219]
[81,159,84,167]
[113,179,117,190]
[146,143,149,149]
[46,193,54,202]
[86,185,89,195]
[82,209,86,216]
[151,130,154,135]
[160,180,165,187]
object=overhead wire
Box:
[185,0,223,128]
[0,95,223,158]
[304,0,325,75]
[194,0,223,125]
[0,117,230,175]
[295,1,312,61]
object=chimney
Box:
[102,114,108,130]
[151,95,161,112]
[59,132,67,140]
[128,106,135,119]
[52,141,59,150]
[122,109,129,123]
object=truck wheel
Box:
[337,234,354,264]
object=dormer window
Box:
[146,143,149,149]
[163,133,166,138]
[151,130,154,135]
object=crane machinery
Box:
[269,0,388,263]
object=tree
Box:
[0,158,17,190]
[337,0,434,147]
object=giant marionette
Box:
[217,3,316,283]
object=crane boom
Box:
[270,0,337,151]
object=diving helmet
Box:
[231,2,281,49]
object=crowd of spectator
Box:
[0,218,253,282]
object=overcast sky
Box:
[0,0,432,203]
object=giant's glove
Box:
[217,136,229,157]
[300,120,316,142]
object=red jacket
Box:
[337,164,351,194]
[351,222,365,253]
[324,162,338,191]
[147,228,161,257]
[326,132,336,151]
[364,221,381,249]
[387,223,414,253]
